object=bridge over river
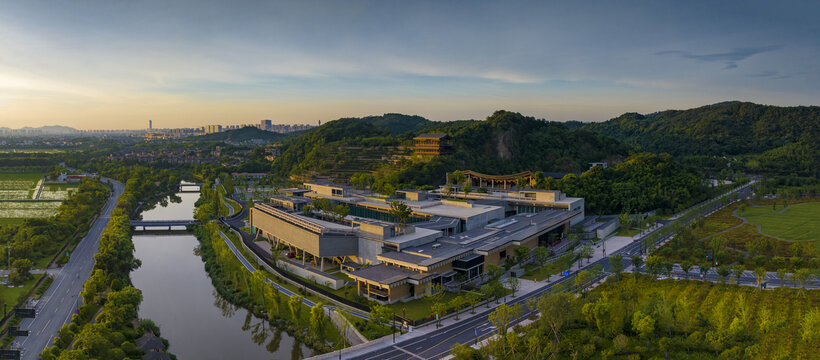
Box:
[130,219,199,231]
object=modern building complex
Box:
[413,133,452,156]
[249,178,584,304]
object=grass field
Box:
[657,198,819,270]
[0,172,43,199]
[741,202,820,242]
[0,277,39,308]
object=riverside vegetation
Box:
[39,167,179,360]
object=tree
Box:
[488,303,521,337]
[515,177,529,191]
[450,170,466,186]
[754,267,766,289]
[533,246,550,266]
[289,295,303,324]
[467,292,480,314]
[802,308,820,343]
[580,244,594,264]
[432,302,446,327]
[485,264,504,282]
[462,182,472,197]
[506,277,520,297]
[731,265,745,285]
[609,254,624,279]
[480,284,494,308]
[716,266,731,284]
[793,268,812,294]
[388,201,412,229]
[700,262,712,279]
[631,255,643,277]
[645,255,665,279]
[632,311,656,345]
[332,204,350,223]
[310,301,326,335]
[538,292,573,343]
[777,268,789,284]
[450,296,464,320]
[574,270,593,296]
[514,246,530,264]
[369,304,392,327]
[9,258,33,285]
[451,343,487,360]
[680,261,693,279]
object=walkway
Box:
[217,230,368,345]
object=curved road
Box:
[12,178,123,360]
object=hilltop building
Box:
[413,133,452,156]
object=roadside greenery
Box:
[455,275,819,360]
[39,168,178,360]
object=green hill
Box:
[357,113,435,135]
[584,101,819,156]
[192,127,289,143]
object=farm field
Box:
[39,183,79,200]
[0,201,61,222]
[0,172,43,199]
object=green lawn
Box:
[742,202,820,242]
[0,276,39,308]
[385,291,460,321]
[615,227,640,237]
[521,261,563,281]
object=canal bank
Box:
[131,188,315,359]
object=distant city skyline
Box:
[1,1,818,130]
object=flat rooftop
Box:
[385,209,576,267]
[347,263,432,285]
[355,198,502,220]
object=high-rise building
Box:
[149,120,152,130]
[261,119,272,131]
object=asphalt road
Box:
[13,178,123,360]
[349,182,758,360]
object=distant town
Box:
[0,119,317,139]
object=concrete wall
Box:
[276,260,345,290]
[355,237,383,265]
[596,219,619,239]
[464,206,505,231]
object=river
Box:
[130,186,313,359]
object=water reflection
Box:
[131,191,313,359]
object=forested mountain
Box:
[271,118,397,177]
[584,101,819,156]
[425,110,629,174]
[271,110,630,181]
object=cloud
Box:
[656,45,782,69]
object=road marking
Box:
[391,345,425,360]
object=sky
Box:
[0,0,818,130]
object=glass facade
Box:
[348,204,430,224]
